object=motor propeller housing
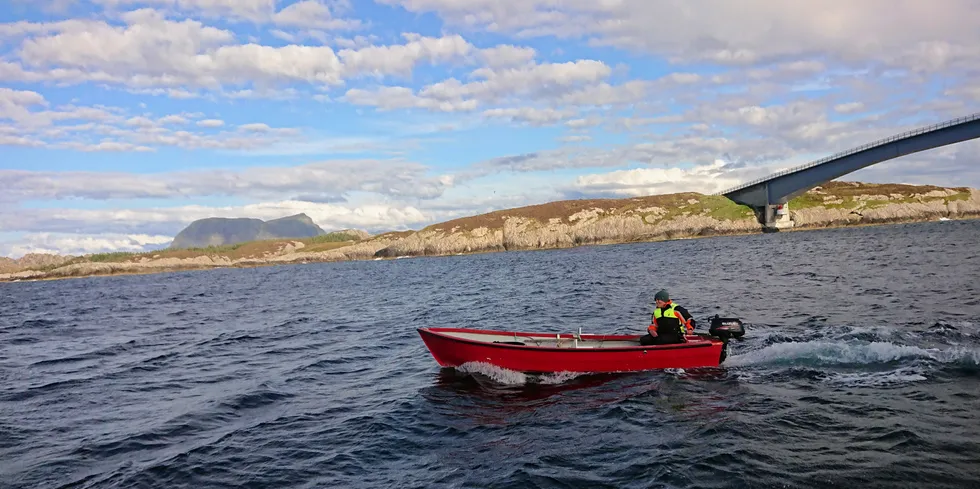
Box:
[708,315,745,342]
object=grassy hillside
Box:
[423,193,756,234]
[789,182,971,210]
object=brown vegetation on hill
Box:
[815,181,971,197]
[425,193,703,234]
[789,182,979,228]
[377,192,758,258]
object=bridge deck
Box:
[716,112,980,198]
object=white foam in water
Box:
[454,362,588,385]
[456,362,528,385]
[725,340,980,368]
[932,346,980,366]
[827,368,928,387]
[537,370,587,385]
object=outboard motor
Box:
[708,315,745,342]
[707,315,745,364]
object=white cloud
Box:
[483,107,577,125]
[338,34,474,79]
[343,86,478,112]
[344,59,615,114]
[565,117,601,129]
[273,0,361,30]
[238,122,271,132]
[60,141,155,152]
[567,159,773,197]
[0,87,46,109]
[196,118,224,127]
[479,44,536,68]
[1,89,125,131]
[380,0,980,71]
[0,134,44,147]
[331,34,382,49]
[460,131,803,182]
[834,102,865,114]
[341,62,722,126]
[5,14,343,90]
[0,98,303,152]
[3,15,550,96]
[158,114,189,124]
[558,80,649,106]
[663,72,702,84]
[944,85,980,102]
[94,0,363,29]
[0,159,453,204]
[125,116,155,127]
[0,88,49,124]
[95,0,278,22]
[0,232,173,258]
[0,199,434,241]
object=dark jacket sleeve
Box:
[676,306,696,327]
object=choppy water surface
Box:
[2,220,979,488]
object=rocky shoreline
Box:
[3,182,978,283]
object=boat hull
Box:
[417,327,726,374]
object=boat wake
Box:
[724,334,980,387]
[725,340,980,368]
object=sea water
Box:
[2,219,979,488]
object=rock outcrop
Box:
[0,253,75,274]
[789,183,980,228]
[373,210,760,258]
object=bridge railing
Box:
[715,111,980,196]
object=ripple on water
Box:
[2,220,980,488]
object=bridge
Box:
[717,112,980,229]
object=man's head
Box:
[654,289,670,306]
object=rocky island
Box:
[2,181,978,283]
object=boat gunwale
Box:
[417,327,719,353]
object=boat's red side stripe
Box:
[419,326,641,341]
[417,327,714,353]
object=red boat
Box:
[417,317,745,374]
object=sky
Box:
[2,0,979,258]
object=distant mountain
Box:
[169,213,326,249]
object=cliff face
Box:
[373,194,758,257]
[788,183,980,228]
[375,209,760,257]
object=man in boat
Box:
[640,289,695,346]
